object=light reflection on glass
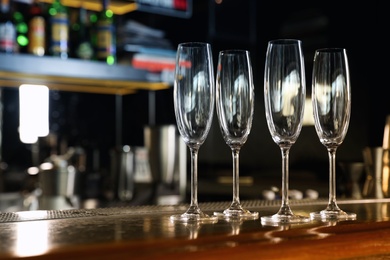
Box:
[183,222,201,239]
[183,71,206,113]
[229,220,243,235]
[224,73,247,124]
[315,74,346,117]
[272,70,300,116]
[315,83,331,115]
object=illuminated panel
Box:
[19,84,49,144]
[136,0,192,18]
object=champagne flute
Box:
[213,50,258,220]
[310,48,356,221]
[170,42,218,223]
[262,39,310,225]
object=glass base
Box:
[261,213,310,226]
[214,208,259,220]
[170,212,218,223]
[310,209,357,221]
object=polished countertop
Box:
[1,198,390,259]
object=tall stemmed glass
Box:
[262,39,310,225]
[170,42,218,223]
[310,48,356,221]
[213,50,258,220]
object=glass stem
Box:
[189,147,199,208]
[327,147,340,210]
[231,148,241,207]
[279,147,293,215]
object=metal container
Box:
[109,145,135,202]
[111,145,135,201]
[144,125,187,205]
[362,147,384,199]
[38,158,81,210]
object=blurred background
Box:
[0,0,384,211]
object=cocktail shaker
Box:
[362,146,383,198]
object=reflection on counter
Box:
[1,199,390,259]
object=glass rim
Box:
[178,42,211,47]
[219,49,250,55]
[268,39,302,45]
[315,47,347,53]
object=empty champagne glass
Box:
[262,39,310,225]
[213,50,258,220]
[310,48,356,221]
[170,42,218,223]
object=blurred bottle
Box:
[96,0,116,65]
[27,0,46,56]
[13,3,28,53]
[71,6,93,60]
[0,0,16,53]
[89,11,98,60]
[48,0,68,59]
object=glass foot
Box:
[310,209,357,221]
[214,208,259,220]
[170,212,218,223]
[261,213,310,226]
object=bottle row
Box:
[0,0,116,65]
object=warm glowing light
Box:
[16,219,49,257]
[19,84,49,144]
[27,166,40,175]
[40,162,54,171]
[303,97,314,126]
[383,115,390,149]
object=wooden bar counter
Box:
[1,198,390,259]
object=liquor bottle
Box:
[13,4,28,53]
[0,0,16,53]
[27,0,46,56]
[71,7,93,60]
[96,0,116,65]
[89,11,98,59]
[48,0,68,59]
